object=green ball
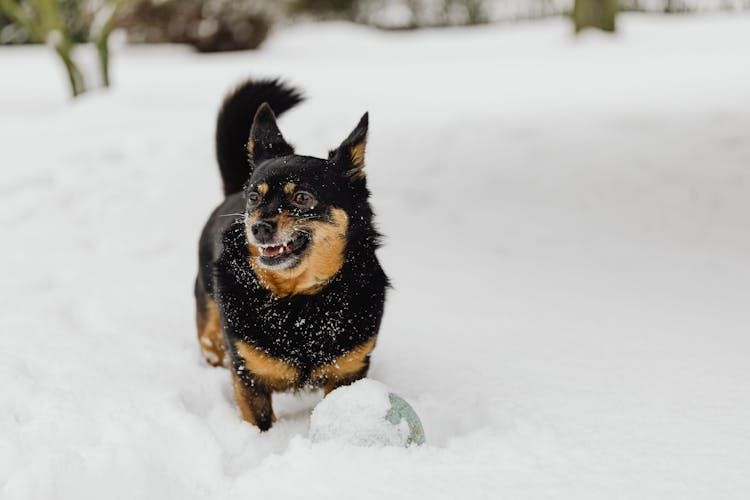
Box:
[309,379,426,447]
[385,392,426,446]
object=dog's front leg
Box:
[323,365,369,396]
[231,371,275,430]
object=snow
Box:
[2,13,750,500]
[309,379,411,446]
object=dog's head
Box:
[241,104,372,292]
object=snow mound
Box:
[309,379,424,447]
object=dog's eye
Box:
[292,191,315,209]
[247,191,261,206]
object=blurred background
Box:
[2,0,749,97]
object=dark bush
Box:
[121,0,275,52]
[288,0,360,18]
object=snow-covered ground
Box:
[2,13,750,499]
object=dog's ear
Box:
[329,112,368,180]
[247,103,294,165]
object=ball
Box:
[309,378,425,447]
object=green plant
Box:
[90,1,125,87]
[0,0,124,97]
[573,0,617,32]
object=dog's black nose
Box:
[251,220,276,243]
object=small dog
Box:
[194,79,388,430]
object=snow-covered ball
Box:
[309,379,425,447]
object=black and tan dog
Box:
[194,79,388,430]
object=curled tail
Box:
[215,79,303,196]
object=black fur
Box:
[195,79,388,430]
[215,219,388,376]
[215,79,303,196]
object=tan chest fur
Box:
[234,336,376,392]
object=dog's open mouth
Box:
[256,232,310,268]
